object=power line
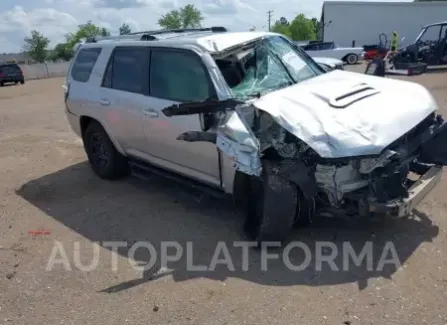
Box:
[267,10,273,32]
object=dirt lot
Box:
[1,69,447,324]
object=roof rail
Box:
[86,26,227,43]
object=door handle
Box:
[99,98,110,106]
[143,108,159,118]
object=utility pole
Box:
[267,10,273,31]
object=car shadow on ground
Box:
[16,161,439,293]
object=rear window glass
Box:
[0,64,21,74]
[71,48,102,82]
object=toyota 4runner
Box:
[64,27,447,243]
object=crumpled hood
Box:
[251,70,438,158]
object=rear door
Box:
[141,47,221,187]
[98,46,150,153]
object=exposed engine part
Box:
[359,150,396,174]
[271,129,299,158]
[370,163,409,202]
[256,116,310,159]
[314,163,369,205]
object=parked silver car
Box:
[313,57,345,71]
[65,28,447,243]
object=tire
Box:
[243,161,298,244]
[294,189,316,227]
[83,121,129,180]
[0,81,4,87]
[345,53,358,65]
[14,81,18,85]
[20,80,25,85]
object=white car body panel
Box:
[306,47,364,61]
[219,70,437,164]
[313,57,344,68]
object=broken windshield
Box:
[215,35,322,99]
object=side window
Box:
[419,25,441,44]
[150,50,213,102]
[102,47,149,94]
[71,48,101,82]
[304,44,316,51]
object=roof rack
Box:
[86,26,228,43]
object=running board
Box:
[129,159,228,199]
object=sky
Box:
[0,0,410,53]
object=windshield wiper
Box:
[246,92,261,99]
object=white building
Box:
[321,1,447,47]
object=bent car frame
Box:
[161,33,446,237]
[65,28,446,244]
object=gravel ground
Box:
[0,67,447,324]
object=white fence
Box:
[20,62,70,81]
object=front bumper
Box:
[369,165,442,217]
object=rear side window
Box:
[150,50,213,102]
[71,48,101,82]
[0,64,21,74]
[102,47,149,94]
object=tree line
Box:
[271,15,320,41]
[22,4,318,63]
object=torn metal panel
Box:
[216,108,262,176]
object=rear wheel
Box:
[20,80,25,85]
[345,53,358,65]
[83,121,129,180]
[243,161,298,244]
[0,81,4,87]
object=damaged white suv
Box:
[65,27,446,243]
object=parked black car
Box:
[0,63,25,86]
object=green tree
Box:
[65,21,110,48]
[289,14,316,41]
[50,43,74,61]
[23,30,50,63]
[310,17,320,36]
[101,27,111,37]
[158,4,204,29]
[271,14,316,41]
[271,21,292,38]
[119,23,132,35]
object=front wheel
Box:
[83,121,129,180]
[345,53,358,65]
[243,161,298,244]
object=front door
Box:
[141,48,221,187]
